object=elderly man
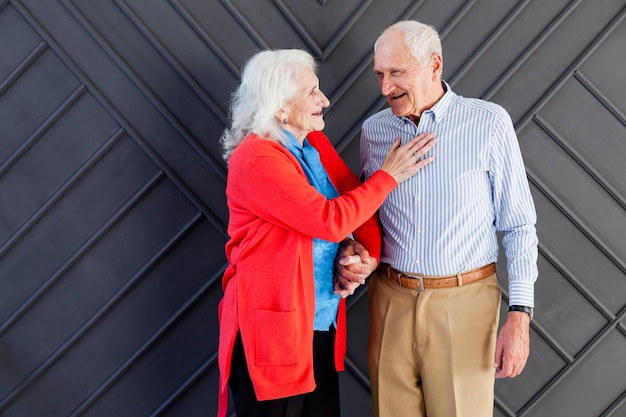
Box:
[336,20,538,417]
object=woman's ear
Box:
[275,109,288,125]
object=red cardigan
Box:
[217,131,396,417]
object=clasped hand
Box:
[334,239,377,298]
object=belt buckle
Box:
[400,272,425,291]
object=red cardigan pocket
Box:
[254,309,298,366]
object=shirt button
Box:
[415,259,421,265]
[416,228,422,233]
[415,196,422,202]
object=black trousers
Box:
[229,328,340,417]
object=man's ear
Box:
[430,53,443,80]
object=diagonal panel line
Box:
[496,238,608,416]
[534,113,626,211]
[516,303,626,417]
[494,399,515,417]
[0,203,203,414]
[344,279,367,311]
[332,0,432,153]
[317,0,374,60]
[481,0,585,104]
[0,126,124,259]
[536,243,615,354]
[0,83,86,178]
[503,1,625,130]
[326,52,375,114]
[0,169,164,338]
[495,245,596,414]
[498,248,574,364]
[0,40,47,95]
[447,0,532,86]
[436,0,480,37]
[67,234,219,417]
[62,0,226,182]
[527,169,626,273]
[575,69,626,130]
[148,351,217,417]
[334,93,387,155]
[603,391,626,417]
[530,117,626,274]
[115,0,228,126]
[449,10,626,412]
[343,355,371,393]
[508,186,626,417]
[302,0,427,153]
[0,171,167,412]
[168,0,243,78]
[148,265,227,417]
[219,0,270,60]
[272,0,322,58]
[12,0,226,233]
[516,184,626,413]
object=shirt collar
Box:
[427,80,454,124]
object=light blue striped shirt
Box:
[360,82,538,307]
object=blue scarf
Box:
[283,131,341,331]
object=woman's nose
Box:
[320,91,330,107]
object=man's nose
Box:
[380,75,394,96]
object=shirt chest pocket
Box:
[455,170,490,207]
[444,158,491,209]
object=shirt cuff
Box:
[508,280,534,308]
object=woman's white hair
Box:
[375,20,442,68]
[220,49,317,162]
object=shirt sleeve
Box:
[489,108,539,307]
[359,126,375,182]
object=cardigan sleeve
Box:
[307,131,383,260]
[230,135,396,244]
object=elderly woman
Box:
[217,49,436,417]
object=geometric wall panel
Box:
[1,1,625,416]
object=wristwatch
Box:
[508,305,534,320]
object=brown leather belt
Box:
[379,262,496,291]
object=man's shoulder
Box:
[452,94,509,118]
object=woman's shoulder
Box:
[229,134,294,169]
[233,134,286,157]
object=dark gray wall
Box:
[1,1,625,416]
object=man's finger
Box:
[338,255,363,266]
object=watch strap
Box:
[508,305,534,320]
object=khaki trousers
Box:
[368,269,501,417]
